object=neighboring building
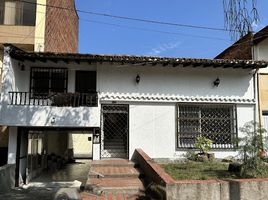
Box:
[215,26,268,134]
[0,0,78,166]
[1,45,266,185]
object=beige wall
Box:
[259,75,268,112]
[34,0,46,52]
[0,25,35,45]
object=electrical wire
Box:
[19,0,238,33]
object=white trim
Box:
[99,93,255,104]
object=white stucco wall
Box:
[254,38,268,73]
[98,64,254,101]
[0,56,100,127]
[128,102,254,159]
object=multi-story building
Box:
[0,0,78,166]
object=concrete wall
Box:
[166,179,268,200]
[0,164,15,193]
[134,149,268,200]
[0,56,100,127]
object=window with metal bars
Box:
[30,67,68,97]
[177,104,237,149]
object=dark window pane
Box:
[22,0,36,26]
[75,71,96,93]
[30,68,67,97]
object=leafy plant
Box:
[238,121,267,177]
[194,135,213,154]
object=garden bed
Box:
[162,161,268,180]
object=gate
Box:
[101,104,129,159]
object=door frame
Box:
[100,104,129,159]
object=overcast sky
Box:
[75,0,268,59]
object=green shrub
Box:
[194,135,213,154]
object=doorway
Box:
[101,104,129,159]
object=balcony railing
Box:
[8,92,98,107]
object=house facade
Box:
[216,26,268,135]
[0,0,78,167]
[1,45,266,184]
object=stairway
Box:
[85,160,147,199]
[103,136,127,159]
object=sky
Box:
[75,0,268,59]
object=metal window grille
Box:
[177,104,237,149]
[30,67,68,98]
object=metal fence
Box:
[9,92,98,107]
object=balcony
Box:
[9,92,98,107]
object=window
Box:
[0,0,36,26]
[30,67,68,97]
[177,104,237,149]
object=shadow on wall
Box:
[1,105,99,127]
[98,65,252,99]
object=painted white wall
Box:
[0,56,100,127]
[98,64,254,101]
[129,103,255,159]
[254,38,268,73]
[7,127,17,164]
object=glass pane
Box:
[22,0,36,26]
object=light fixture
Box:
[213,77,220,87]
[136,74,140,84]
[51,117,55,124]
[18,62,25,71]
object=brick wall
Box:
[44,0,78,53]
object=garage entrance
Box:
[16,128,96,185]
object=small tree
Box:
[195,135,213,154]
[238,121,267,177]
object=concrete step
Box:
[85,177,145,195]
[80,191,147,200]
[91,159,135,167]
[88,166,140,178]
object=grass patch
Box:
[162,161,240,180]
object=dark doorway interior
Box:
[75,71,96,93]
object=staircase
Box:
[85,160,147,199]
[103,136,127,158]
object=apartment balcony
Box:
[8,92,98,107]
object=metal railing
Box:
[8,92,98,107]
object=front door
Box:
[101,105,129,159]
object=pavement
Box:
[0,159,150,200]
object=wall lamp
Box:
[51,117,56,124]
[18,62,25,71]
[136,74,140,84]
[213,77,220,87]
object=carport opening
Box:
[18,128,96,185]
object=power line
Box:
[80,18,229,41]
[20,0,237,33]
[0,4,230,42]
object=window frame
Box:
[176,103,238,150]
[30,67,68,98]
[0,0,37,26]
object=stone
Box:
[228,162,241,173]
[222,156,235,163]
